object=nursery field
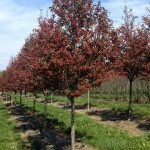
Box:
[0,0,150,150]
[1,94,150,150]
[47,94,150,117]
[0,99,21,150]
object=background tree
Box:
[116,6,150,114]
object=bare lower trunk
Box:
[50,93,53,104]
[69,97,75,150]
[24,94,27,107]
[87,90,90,111]
[20,92,22,105]
[33,96,36,114]
[44,94,47,117]
[6,93,8,101]
[128,80,133,114]
[14,92,16,106]
[65,97,67,106]
[10,94,13,107]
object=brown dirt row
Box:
[49,102,150,136]
[4,101,95,150]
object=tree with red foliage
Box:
[19,32,49,112]
[2,57,22,105]
[27,19,61,116]
[49,1,117,149]
[0,72,7,97]
[116,6,150,114]
[143,7,150,78]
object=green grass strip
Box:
[0,99,21,150]
[49,95,150,117]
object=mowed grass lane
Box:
[0,98,21,150]
[48,95,150,117]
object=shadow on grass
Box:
[137,118,150,131]
[87,109,150,132]
[87,109,130,121]
[8,105,70,150]
[0,107,6,110]
[62,103,88,110]
[7,104,92,150]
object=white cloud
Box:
[0,0,43,70]
[101,0,149,27]
[0,0,149,70]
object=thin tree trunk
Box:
[20,92,22,105]
[44,94,47,118]
[24,93,27,107]
[10,94,12,107]
[6,93,8,101]
[128,80,133,114]
[70,97,75,150]
[28,93,30,99]
[11,94,13,107]
[14,92,16,106]
[33,95,36,114]
[50,93,53,104]
[87,90,90,111]
[65,97,67,106]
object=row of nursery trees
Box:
[0,1,150,149]
[92,77,150,103]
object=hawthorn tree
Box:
[116,6,150,114]
[49,1,117,149]
[28,19,60,117]
[143,7,150,77]
[3,58,23,106]
[19,32,49,113]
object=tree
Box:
[28,18,61,117]
[143,7,150,78]
[116,6,149,114]
[20,32,48,112]
[49,1,116,149]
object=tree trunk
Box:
[87,90,90,111]
[33,95,36,114]
[69,97,75,150]
[50,93,53,104]
[65,97,67,106]
[11,94,13,107]
[44,94,47,117]
[128,80,133,114]
[14,92,16,106]
[10,94,12,107]
[24,93,27,107]
[6,93,8,101]
[20,92,22,105]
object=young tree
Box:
[116,6,150,114]
[49,1,117,149]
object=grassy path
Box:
[0,98,21,150]
[15,96,150,150]
[49,95,150,117]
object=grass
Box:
[48,94,150,117]
[15,95,150,150]
[0,99,21,150]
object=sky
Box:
[0,0,149,70]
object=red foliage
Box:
[115,6,149,82]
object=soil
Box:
[50,102,150,136]
[4,101,95,150]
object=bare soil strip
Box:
[4,102,95,150]
[50,102,150,136]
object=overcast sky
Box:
[0,0,149,70]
